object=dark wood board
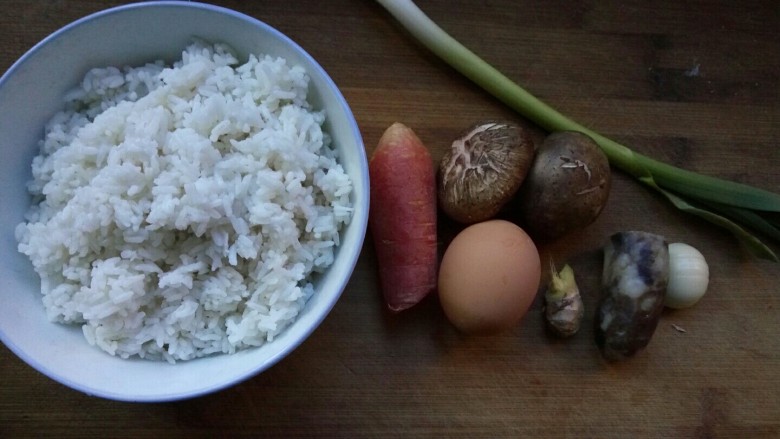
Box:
[1,1,778,437]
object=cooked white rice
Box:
[15,43,353,362]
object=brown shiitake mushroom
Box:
[438,120,535,224]
[518,131,611,240]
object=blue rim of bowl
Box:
[0,1,369,402]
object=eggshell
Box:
[438,219,541,334]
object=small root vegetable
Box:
[596,231,669,361]
[518,131,611,240]
[665,242,710,309]
[544,262,584,337]
[438,120,535,223]
[369,122,438,312]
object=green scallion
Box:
[376,0,780,260]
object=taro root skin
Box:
[518,131,611,240]
[596,231,669,361]
[438,120,535,224]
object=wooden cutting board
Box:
[1,1,778,437]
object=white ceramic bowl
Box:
[0,2,368,402]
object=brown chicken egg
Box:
[438,220,541,334]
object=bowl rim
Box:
[0,1,369,402]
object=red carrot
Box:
[369,122,438,312]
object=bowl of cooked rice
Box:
[0,2,368,402]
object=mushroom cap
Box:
[518,131,611,240]
[438,120,535,224]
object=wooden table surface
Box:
[2,1,778,437]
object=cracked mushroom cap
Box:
[438,120,535,224]
[518,131,611,240]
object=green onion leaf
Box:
[377,0,780,256]
[645,183,779,261]
[698,201,780,243]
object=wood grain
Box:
[1,1,778,437]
